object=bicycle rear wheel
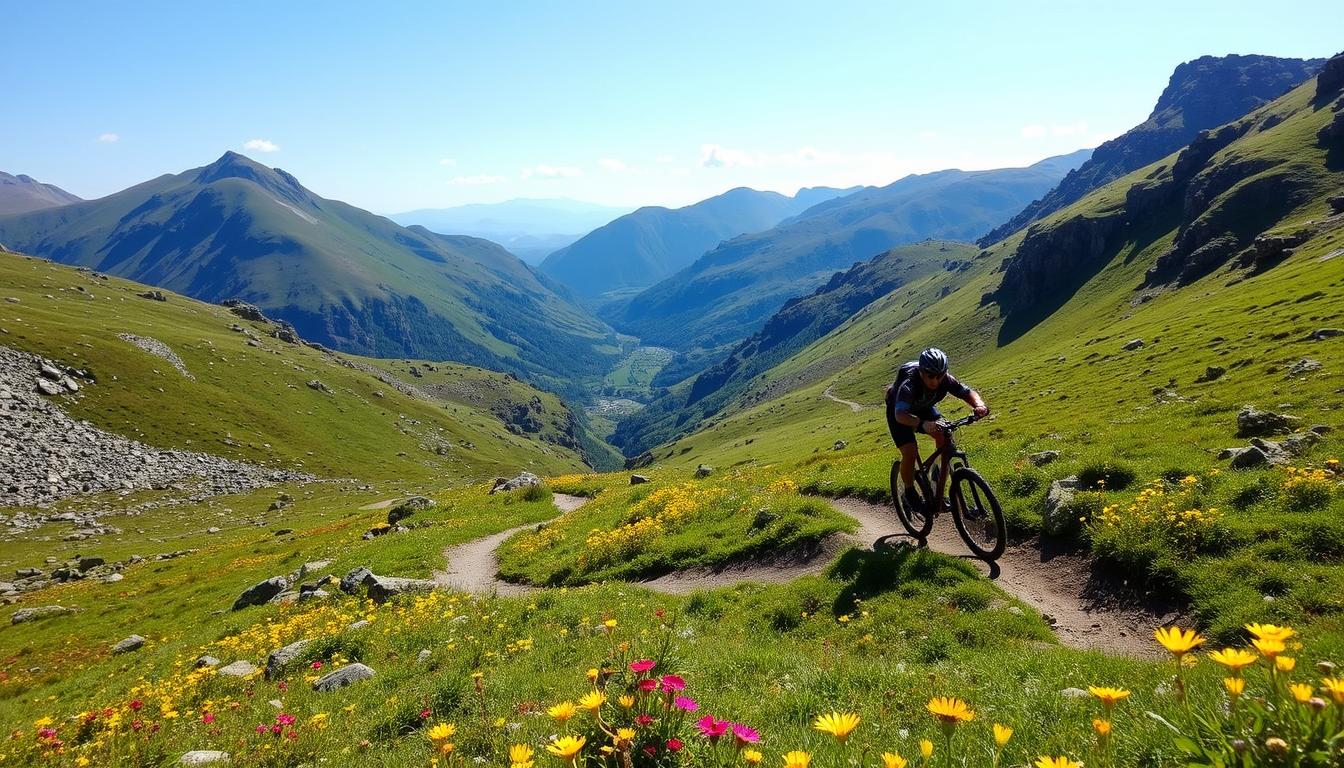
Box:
[950,466,1007,560]
[890,458,934,540]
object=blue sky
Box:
[2,1,1338,213]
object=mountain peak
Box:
[194,152,311,208]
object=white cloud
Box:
[521,164,582,180]
[438,157,458,167]
[244,138,280,153]
[97,133,119,143]
[598,158,627,172]
[447,174,508,185]
[1019,124,1047,139]
[700,144,842,169]
[655,155,675,165]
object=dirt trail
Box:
[827,498,1176,656]
[434,493,1172,656]
[432,493,588,595]
[822,385,866,412]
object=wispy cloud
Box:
[598,158,627,172]
[438,158,457,167]
[244,138,280,153]
[447,174,508,185]
[97,133,120,143]
[521,164,582,180]
[699,144,840,169]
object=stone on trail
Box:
[217,661,258,678]
[313,663,375,692]
[180,751,231,766]
[111,635,145,654]
[232,576,289,610]
[365,575,436,603]
[11,605,73,624]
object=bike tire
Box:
[890,458,934,540]
[950,466,1007,560]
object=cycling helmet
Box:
[918,347,949,375]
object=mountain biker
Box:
[885,348,989,514]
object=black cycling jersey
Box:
[890,361,971,413]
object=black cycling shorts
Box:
[886,400,941,448]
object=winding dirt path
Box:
[822,385,866,412]
[434,492,1173,656]
[432,493,588,595]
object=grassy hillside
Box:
[0,251,593,484]
[611,242,978,457]
[631,69,1344,641]
[0,153,621,399]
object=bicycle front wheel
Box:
[950,467,1006,560]
[890,458,933,540]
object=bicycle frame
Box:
[913,414,978,513]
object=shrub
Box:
[1279,466,1335,512]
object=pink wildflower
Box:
[674,696,699,712]
[202,713,216,725]
[635,714,655,727]
[667,738,684,752]
[276,714,296,727]
[732,723,760,747]
[639,678,659,692]
[660,674,686,692]
[697,715,730,741]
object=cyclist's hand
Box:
[923,420,944,437]
[973,405,989,418]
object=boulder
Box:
[339,567,373,595]
[630,474,650,485]
[832,440,848,451]
[195,656,221,668]
[265,638,313,679]
[298,589,330,603]
[417,649,432,665]
[1042,476,1081,536]
[11,605,73,624]
[223,299,269,323]
[36,378,63,396]
[232,576,288,611]
[1236,406,1301,437]
[1028,451,1060,467]
[1280,432,1321,457]
[1122,339,1145,351]
[365,575,437,603]
[624,451,655,470]
[312,663,375,692]
[1287,359,1322,376]
[180,751,231,766]
[216,661,258,678]
[489,472,541,494]
[694,464,714,479]
[111,635,145,654]
[76,556,105,572]
[1306,328,1343,341]
[1197,366,1226,382]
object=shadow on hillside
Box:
[827,539,994,609]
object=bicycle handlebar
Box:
[939,413,983,431]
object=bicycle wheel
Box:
[950,466,1007,560]
[890,458,934,540]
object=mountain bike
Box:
[889,413,1006,560]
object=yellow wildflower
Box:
[882,753,908,768]
[578,691,606,714]
[548,701,576,723]
[1276,656,1297,673]
[920,740,934,759]
[1322,677,1344,705]
[1093,719,1112,737]
[783,751,811,768]
[744,749,764,765]
[813,711,860,742]
[926,696,975,723]
[1035,758,1083,768]
[1291,683,1314,703]
[546,735,586,762]
[427,722,456,744]
[1224,677,1246,697]
[1252,636,1285,659]
[1208,648,1258,672]
[993,723,1013,747]
[1246,623,1296,642]
[1155,626,1206,656]
[1087,686,1130,710]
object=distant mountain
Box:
[979,53,1325,246]
[390,199,630,265]
[608,151,1090,361]
[539,186,856,298]
[0,171,81,216]
[609,240,978,457]
[0,152,620,399]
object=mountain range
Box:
[538,186,855,299]
[0,153,620,400]
[604,150,1091,371]
[389,198,630,265]
[979,53,1325,246]
[0,171,81,216]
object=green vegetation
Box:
[496,471,852,586]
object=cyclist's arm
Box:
[888,384,931,430]
[948,374,988,415]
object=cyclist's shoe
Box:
[902,488,925,516]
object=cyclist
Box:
[885,348,989,514]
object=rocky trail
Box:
[438,492,1174,656]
